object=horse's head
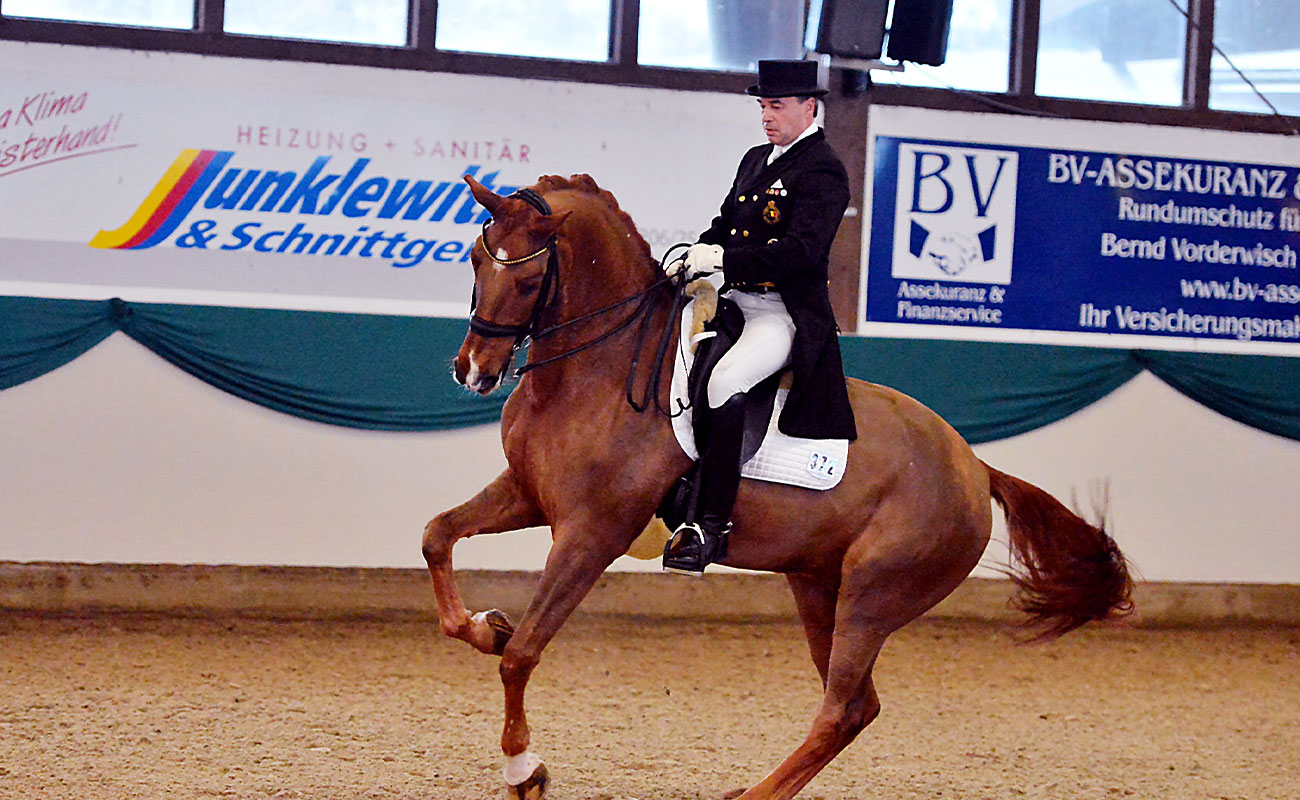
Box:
[454,175,572,395]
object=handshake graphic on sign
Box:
[909,220,996,278]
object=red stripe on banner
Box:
[118,149,216,250]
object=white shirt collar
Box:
[767,123,818,165]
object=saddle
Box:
[649,285,848,537]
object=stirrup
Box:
[662,521,730,576]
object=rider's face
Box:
[758,96,816,147]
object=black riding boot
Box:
[663,392,745,575]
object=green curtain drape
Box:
[838,338,1145,444]
[3,294,1298,442]
[1135,350,1300,442]
[1,296,117,390]
[0,296,505,431]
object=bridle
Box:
[467,187,560,347]
[465,188,690,414]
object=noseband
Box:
[467,188,559,347]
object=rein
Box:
[467,187,689,415]
[512,249,689,421]
[515,275,674,376]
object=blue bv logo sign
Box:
[865,116,1300,355]
[891,143,1018,285]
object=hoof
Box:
[506,762,548,800]
[481,608,515,655]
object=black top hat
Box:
[746,59,827,98]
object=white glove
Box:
[682,243,724,278]
[664,253,688,277]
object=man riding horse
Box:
[663,59,858,575]
[434,63,1132,795]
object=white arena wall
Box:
[3,329,1298,586]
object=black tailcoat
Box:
[698,129,857,440]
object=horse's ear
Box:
[464,174,505,216]
[534,209,572,239]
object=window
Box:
[224,0,409,47]
[2,0,1296,134]
[2,0,192,29]
[1036,0,1186,105]
[638,0,803,72]
[435,0,611,62]
[872,0,1012,93]
[1210,0,1300,115]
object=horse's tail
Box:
[984,462,1134,639]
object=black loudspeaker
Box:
[886,0,955,67]
[804,0,891,60]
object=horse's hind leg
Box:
[422,469,543,655]
[740,502,983,799]
[720,574,844,800]
[736,611,886,800]
[786,573,839,687]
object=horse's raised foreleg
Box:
[496,515,635,798]
[422,469,544,655]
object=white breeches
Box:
[707,290,795,408]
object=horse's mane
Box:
[532,174,655,265]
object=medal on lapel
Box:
[763,199,781,224]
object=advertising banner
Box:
[0,42,756,317]
[863,107,1300,356]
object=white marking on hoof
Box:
[504,751,543,786]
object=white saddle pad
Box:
[670,299,847,491]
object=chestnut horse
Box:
[422,174,1133,800]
